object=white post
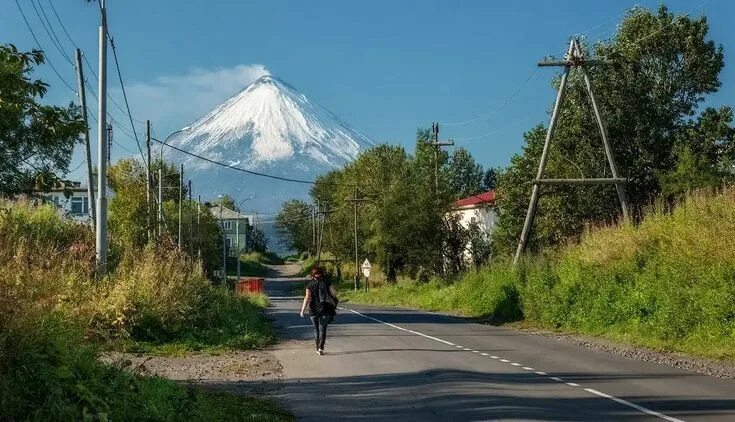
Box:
[95,0,108,275]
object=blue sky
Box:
[2,0,733,176]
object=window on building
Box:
[223,220,232,230]
[225,237,232,248]
[70,197,89,216]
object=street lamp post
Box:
[151,126,190,239]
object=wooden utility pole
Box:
[346,188,369,291]
[74,48,96,228]
[430,122,454,191]
[514,38,630,265]
[146,120,152,241]
[158,167,163,236]
[188,180,193,257]
[197,195,202,262]
[178,164,183,248]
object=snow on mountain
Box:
[167,74,372,174]
[164,74,373,250]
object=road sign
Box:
[361,259,371,278]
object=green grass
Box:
[343,188,735,361]
[0,201,288,420]
[114,293,276,356]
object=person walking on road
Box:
[299,267,338,355]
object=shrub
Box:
[345,187,735,359]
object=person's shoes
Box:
[317,349,324,355]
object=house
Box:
[451,190,498,233]
[36,179,111,224]
[209,204,254,257]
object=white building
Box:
[36,177,112,224]
[450,191,498,233]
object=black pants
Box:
[310,314,331,350]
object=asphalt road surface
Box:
[263,275,735,421]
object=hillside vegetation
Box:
[344,188,735,360]
[0,201,284,420]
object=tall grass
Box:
[0,201,284,420]
[344,188,735,360]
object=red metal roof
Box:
[454,191,495,208]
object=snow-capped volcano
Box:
[165,74,372,250]
[167,74,372,173]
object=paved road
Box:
[262,276,735,421]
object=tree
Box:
[482,168,497,191]
[447,147,484,199]
[248,226,268,253]
[215,194,236,211]
[108,158,223,277]
[274,199,313,253]
[0,45,84,196]
[493,6,728,255]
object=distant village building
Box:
[451,190,498,233]
[34,177,111,224]
[209,204,253,257]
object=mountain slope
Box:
[164,74,373,250]
[167,74,372,175]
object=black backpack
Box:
[315,279,336,315]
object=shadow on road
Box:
[203,368,732,421]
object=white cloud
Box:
[120,64,270,134]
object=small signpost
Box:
[361,259,371,292]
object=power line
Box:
[14,0,76,93]
[46,0,145,124]
[152,140,316,184]
[108,36,147,166]
[443,68,539,126]
[30,0,73,66]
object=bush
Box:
[0,201,281,419]
[345,188,735,359]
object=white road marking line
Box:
[522,367,534,371]
[535,371,547,376]
[341,307,684,422]
[455,345,463,349]
[490,355,499,359]
[480,352,489,356]
[566,382,580,387]
[511,363,522,366]
[583,388,685,422]
[472,350,480,353]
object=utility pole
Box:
[106,124,112,167]
[178,164,183,249]
[315,203,335,266]
[513,38,630,265]
[95,0,108,275]
[188,180,193,257]
[158,167,163,236]
[430,122,454,191]
[197,195,202,262]
[146,120,152,242]
[346,188,369,291]
[311,203,319,254]
[75,48,96,228]
[236,216,240,282]
[221,206,226,283]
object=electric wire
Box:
[14,0,76,92]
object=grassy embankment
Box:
[342,188,735,361]
[0,201,289,421]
